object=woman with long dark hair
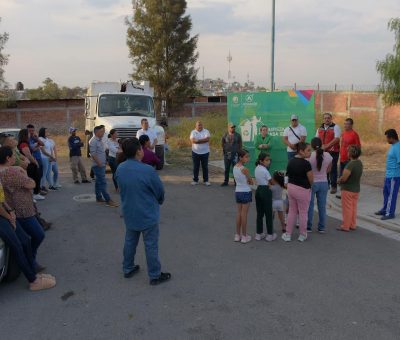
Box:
[107,129,120,190]
[18,129,44,200]
[307,137,332,233]
[282,142,313,242]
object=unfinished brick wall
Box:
[0,94,399,134]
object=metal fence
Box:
[277,84,379,92]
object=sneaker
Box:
[40,190,48,196]
[29,275,56,291]
[307,228,313,233]
[330,187,337,194]
[265,233,277,242]
[234,234,241,242]
[191,181,199,186]
[318,229,325,234]
[204,182,211,186]
[381,215,395,220]
[241,235,252,244]
[82,180,91,183]
[255,233,266,241]
[74,180,80,184]
[48,186,58,191]
[96,198,106,203]
[33,194,45,200]
[105,200,119,207]
[374,211,384,216]
[124,265,140,278]
[150,272,171,286]
[54,183,62,188]
[281,233,291,242]
[221,182,228,187]
[298,234,307,242]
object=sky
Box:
[0,0,399,89]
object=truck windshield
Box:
[98,94,155,117]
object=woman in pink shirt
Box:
[307,137,332,233]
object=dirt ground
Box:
[54,138,387,188]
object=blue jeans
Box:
[123,225,161,279]
[92,165,111,201]
[108,156,118,189]
[192,152,209,183]
[328,152,339,189]
[287,151,296,160]
[0,217,36,283]
[40,157,52,188]
[223,154,237,183]
[307,181,329,231]
[51,161,59,185]
[16,216,45,266]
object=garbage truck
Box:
[84,81,165,169]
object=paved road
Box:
[1,167,400,340]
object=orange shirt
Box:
[340,130,361,162]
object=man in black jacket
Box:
[221,122,242,186]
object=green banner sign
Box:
[227,91,316,174]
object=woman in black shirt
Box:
[282,142,313,242]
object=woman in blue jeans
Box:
[307,137,333,233]
[0,146,46,271]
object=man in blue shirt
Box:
[115,138,171,285]
[68,127,90,184]
[375,129,400,220]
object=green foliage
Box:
[0,18,9,87]
[26,78,86,100]
[377,18,400,106]
[126,0,199,114]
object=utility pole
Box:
[227,50,232,89]
[271,0,275,92]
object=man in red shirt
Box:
[340,118,361,176]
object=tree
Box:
[26,78,86,100]
[377,18,400,106]
[0,18,9,87]
[126,0,199,115]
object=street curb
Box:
[327,195,400,233]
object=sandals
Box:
[29,275,56,291]
[150,272,171,286]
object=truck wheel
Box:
[86,133,93,158]
[155,145,164,170]
[4,249,21,283]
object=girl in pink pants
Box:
[282,142,313,242]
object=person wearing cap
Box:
[68,127,90,184]
[254,125,272,158]
[316,112,341,194]
[283,115,307,160]
[221,122,242,186]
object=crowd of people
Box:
[0,111,399,290]
[190,113,400,244]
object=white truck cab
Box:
[85,81,165,168]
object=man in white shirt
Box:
[283,114,307,160]
[136,118,158,151]
[190,121,211,186]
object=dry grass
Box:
[168,112,227,150]
[51,132,87,159]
